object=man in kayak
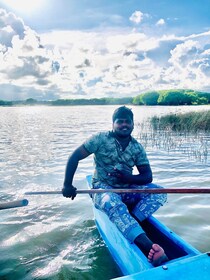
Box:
[62,106,168,266]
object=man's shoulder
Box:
[84,131,113,153]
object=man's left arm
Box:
[114,164,153,185]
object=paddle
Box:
[0,199,29,210]
[25,188,210,195]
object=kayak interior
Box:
[138,216,199,262]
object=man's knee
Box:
[95,193,116,211]
[101,194,112,210]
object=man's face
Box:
[113,117,134,138]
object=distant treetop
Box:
[1,89,210,106]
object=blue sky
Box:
[0,0,210,100]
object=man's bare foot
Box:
[148,244,168,267]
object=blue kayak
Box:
[86,175,210,280]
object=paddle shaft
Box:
[25,188,210,195]
[0,199,29,210]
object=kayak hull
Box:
[86,175,209,279]
[114,253,210,280]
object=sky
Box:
[0,0,210,101]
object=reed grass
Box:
[150,110,210,132]
[136,110,210,163]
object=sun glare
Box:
[4,0,43,15]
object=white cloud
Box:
[0,8,25,48]
[156,19,165,26]
[1,8,210,101]
[129,11,144,24]
[158,38,210,90]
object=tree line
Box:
[0,90,210,106]
[133,89,210,105]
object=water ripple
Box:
[0,105,209,280]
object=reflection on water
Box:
[0,105,209,279]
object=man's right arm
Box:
[62,145,91,199]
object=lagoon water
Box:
[0,105,209,280]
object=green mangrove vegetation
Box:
[51,97,133,106]
[0,89,210,106]
[133,89,210,105]
[0,100,13,106]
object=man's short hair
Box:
[112,106,133,123]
